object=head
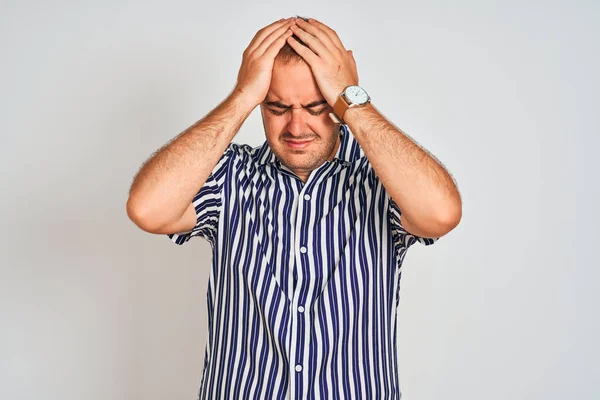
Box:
[259,20,341,182]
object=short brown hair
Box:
[276,15,310,65]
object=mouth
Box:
[285,139,314,149]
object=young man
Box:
[127,16,462,400]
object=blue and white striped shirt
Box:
[168,124,438,400]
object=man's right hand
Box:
[233,17,296,109]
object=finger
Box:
[262,27,295,59]
[294,18,341,57]
[306,18,347,54]
[289,23,332,58]
[247,18,291,53]
[286,34,319,65]
[254,20,295,57]
[246,18,292,56]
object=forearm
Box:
[127,89,256,229]
[343,102,461,231]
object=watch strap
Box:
[332,93,350,123]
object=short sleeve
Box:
[388,193,440,250]
[167,143,236,246]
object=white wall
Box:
[1,0,597,399]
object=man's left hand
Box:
[287,18,359,107]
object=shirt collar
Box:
[256,124,365,167]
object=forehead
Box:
[266,60,323,104]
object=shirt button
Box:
[295,364,303,372]
[304,194,311,201]
[300,247,307,253]
[298,305,305,313]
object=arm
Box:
[343,102,462,238]
[126,90,255,232]
[283,18,461,239]
[127,18,295,234]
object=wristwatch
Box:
[330,85,371,124]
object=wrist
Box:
[343,102,375,126]
[230,87,259,113]
[333,85,372,124]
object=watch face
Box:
[344,85,369,104]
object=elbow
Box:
[438,201,462,233]
[126,197,161,233]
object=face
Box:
[260,59,341,182]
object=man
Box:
[127,15,462,400]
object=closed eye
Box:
[268,108,327,116]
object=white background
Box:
[1,0,597,399]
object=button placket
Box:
[291,183,315,396]
[290,185,309,396]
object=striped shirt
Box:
[168,124,438,400]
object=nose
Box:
[287,108,310,137]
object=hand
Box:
[286,18,359,107]
[233,18,295,108]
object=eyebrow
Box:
[265,99,328,109]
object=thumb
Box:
[347,50,358,82]
[348,50,356,65]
